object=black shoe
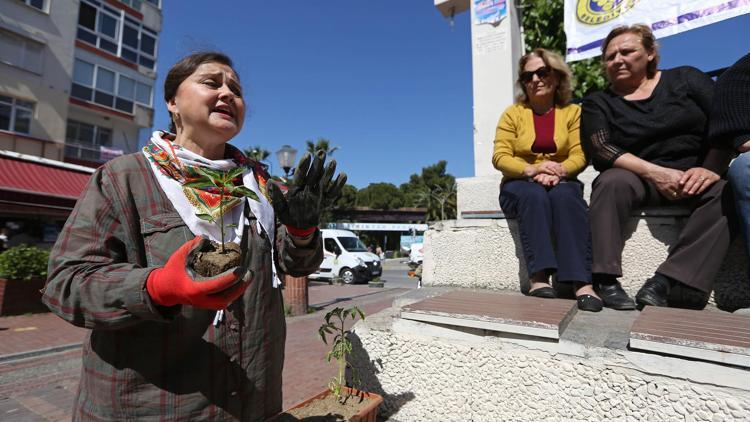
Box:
[594,279,636,310]
[528,286,556,298]
[577,295,603,312]
[635,274,671,309]
[668,281,710,310]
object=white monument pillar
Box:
[435,0,524,217]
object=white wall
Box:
[469,0,523,177]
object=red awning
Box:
[0,155,92,200]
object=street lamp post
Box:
[275,145,298,180]
[274,144,308,315]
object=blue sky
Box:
[152,2,750,189]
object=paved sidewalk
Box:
[0,282,408,420]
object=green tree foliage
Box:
[357,183,404,210]
[520,0,607,98]
[243,145,270,163]
[305,138,339,156]
[333,184,358,210]
[321,184,358,225]
[400,161,457,221]
[322,162,459,223]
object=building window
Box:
[144,0,160,8]
[0,30,44,74]
[15,0,46,11]
[135,81,152,105]
[65,119,114,162]
[119,0,142,11]
[71,58,153,113]
[0,95,34,134]
[76,0,159,70]
[66,119,112,147]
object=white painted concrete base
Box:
[422,217,750,311]
[351,303,750,421]
[456,174,503,216]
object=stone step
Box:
[353,290,750,420]
[630,306,750,368]
[400,290,577,340]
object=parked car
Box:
[308,229,382,284]
[409,242,423,268]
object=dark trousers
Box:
[499,179,591,283]
[589,168,734,293]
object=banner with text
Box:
[565,0,750,62]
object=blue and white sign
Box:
[474,0,508,25]
[326,222,428,232]
[565,0,750,61]
[400,235,424,251]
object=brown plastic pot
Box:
[274,387,383,422]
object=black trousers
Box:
[499,179,591,283]
[589,168,734,293]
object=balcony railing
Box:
[65,143,123,163]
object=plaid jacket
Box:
[42,153,323,421]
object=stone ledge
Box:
[422,217,750,312]
[461,206,692,220]
[350,297,750,420]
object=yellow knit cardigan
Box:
[492,102,586,179]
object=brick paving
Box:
[0,313,86,359]
[0,283,409,420]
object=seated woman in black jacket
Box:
[581,24,734,310]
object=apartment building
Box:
[0,0,162,246]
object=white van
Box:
[409,242,423,268]
[308,229,382,284]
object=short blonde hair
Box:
[601,24,660,78]
[516,48,574,106]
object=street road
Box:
[306,258,419,290]
[380,259,419,290]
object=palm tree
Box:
[305,138,339,156]
[244,146,270,163]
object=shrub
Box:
[0,244,50,281]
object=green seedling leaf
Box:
[195,167,224,185]
[183,178,212,188]
[196,213,215,222]
[232,186,260,201]
[318,305,367,403]
[227,167,245,180]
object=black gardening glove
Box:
[269,150,347,237]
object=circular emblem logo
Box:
[577,0,639,25]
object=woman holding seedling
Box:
[42,51,345,421]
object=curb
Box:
[0,342,82,365]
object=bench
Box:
[424,205,749,312]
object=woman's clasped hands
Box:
[525,160,566,187]
[646,165,719,200]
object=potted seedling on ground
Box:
[275,306,383,421]
[186,167,258,277]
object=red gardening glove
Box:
[146,237,250,310]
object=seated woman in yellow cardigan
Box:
[492,48,600,312]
